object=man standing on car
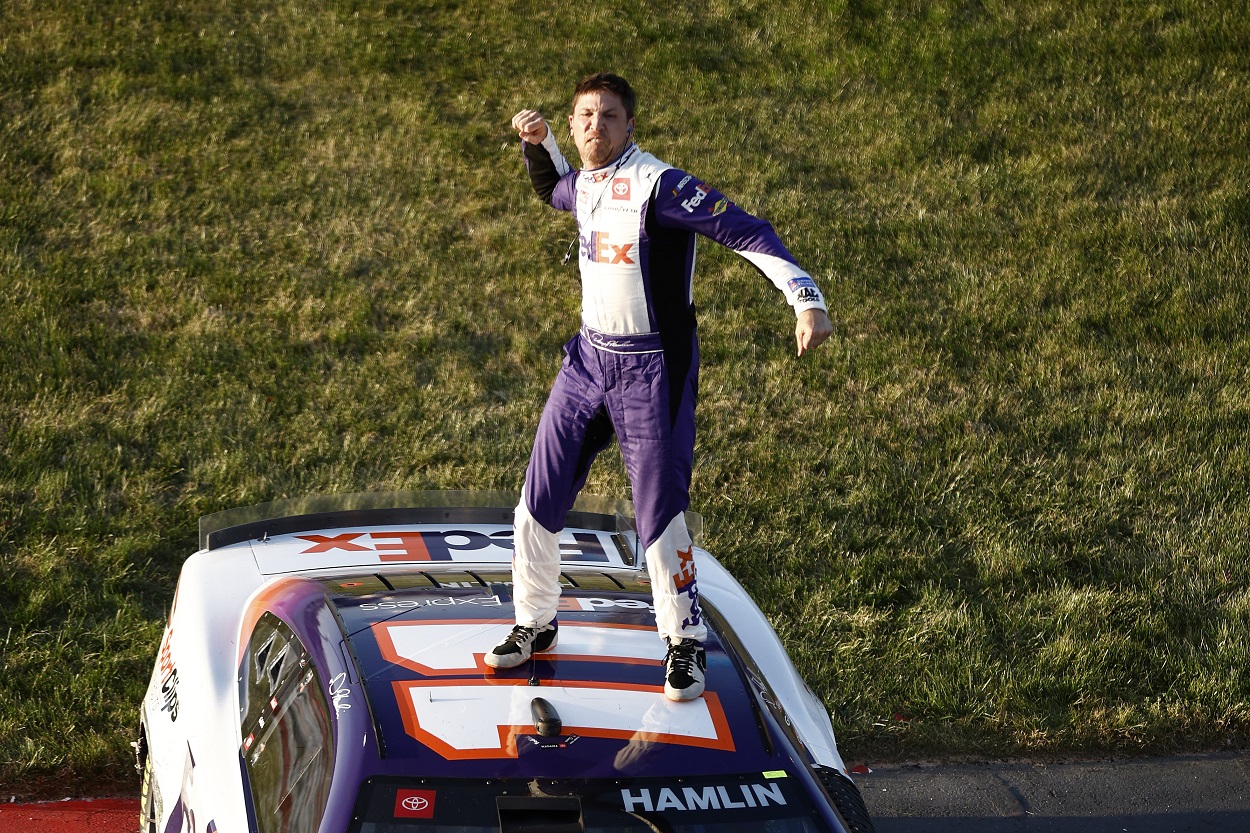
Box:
[487,73,833,701]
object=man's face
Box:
[568,90,634,170]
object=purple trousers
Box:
[512,329,706,642]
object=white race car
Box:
[137,492,875,832]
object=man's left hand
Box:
[795,309,833,357]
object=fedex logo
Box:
[681,183,711,213]
[296,529,611,563]
[558,596,655,613]
[581,231,635,264]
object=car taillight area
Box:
[348,773,835,833]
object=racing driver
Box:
[487,73,833,701]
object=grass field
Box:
[3,0,1249,796]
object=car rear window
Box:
[238,612,335,833]
[347,773,833,832]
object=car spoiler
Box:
[198,490,703,554]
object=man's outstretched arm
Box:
[653,169,833,357]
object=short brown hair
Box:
[572,73,636,120]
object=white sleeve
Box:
[738,252,828,314]
[538,124,572,177]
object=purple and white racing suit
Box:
[512,128,827,642]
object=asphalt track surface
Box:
[858,752,1250,833]
[3,752,1246,832]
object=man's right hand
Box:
[511,109,549,145]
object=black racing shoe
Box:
[663,638,706,701]
[484,621,558,669]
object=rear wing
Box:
[198,491,703,565]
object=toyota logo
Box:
[402,796,429,812]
